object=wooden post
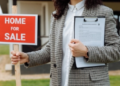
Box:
[12,6,17,14]
[14,44,21,86]
[12,0,22,86]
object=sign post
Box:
[0,14,38,86]
[12,4,21,86]
[14,44,21,86]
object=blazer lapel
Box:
[55,8,68,85]
[55,8,68,67]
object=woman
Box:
[11,0,120,86]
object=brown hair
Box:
[53,0,102,19]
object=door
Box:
[22,16,41,52]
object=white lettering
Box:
[21,34,26,41]
[22,18,26,24]
[15,18,21,24]
[11,27,19,31]
[5,18,9,24]
[10,33,15,40]
[5,18,26,24]
[10,18,15,24]
[4,33,26,41]
[5,33,9,40]
[16,33,20,40]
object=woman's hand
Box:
[69,39,88,58]
[11,51,29,65]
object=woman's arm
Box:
[69,8,120,63]
[25,42,51,67]
[24,15,54,67]
[86,8,120,63]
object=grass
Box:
[0,79,50,86]
[0,76,120,86]
[109,75,120,86]
[0,44,9,55]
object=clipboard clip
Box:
[84,17,98,22]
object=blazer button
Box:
[53,64,57,68]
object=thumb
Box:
[70,39,79,44]
[16,52,22,56]
[11,51,16,56]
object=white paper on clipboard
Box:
[74,16,106,68]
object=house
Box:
[0,0,120,74]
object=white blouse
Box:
[62,0,85,86]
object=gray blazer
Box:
[25,5,120,86]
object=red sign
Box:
[0,14,38,45]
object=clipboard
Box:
[74,16,106,68]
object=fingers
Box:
[69,39,80,48]
[11,51,27,65]
[11,51,22,56]
[70,39,79,43]
[69,47,74,52]
[16,52,22,56]
[11,52,20,65]
[11,51,16,56]
[11,58,20,62]
[11,55,20,59]
[69,43,75,48]
[11,55,20,64]
[11,59,19,65]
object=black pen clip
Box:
[84,17,98,22]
